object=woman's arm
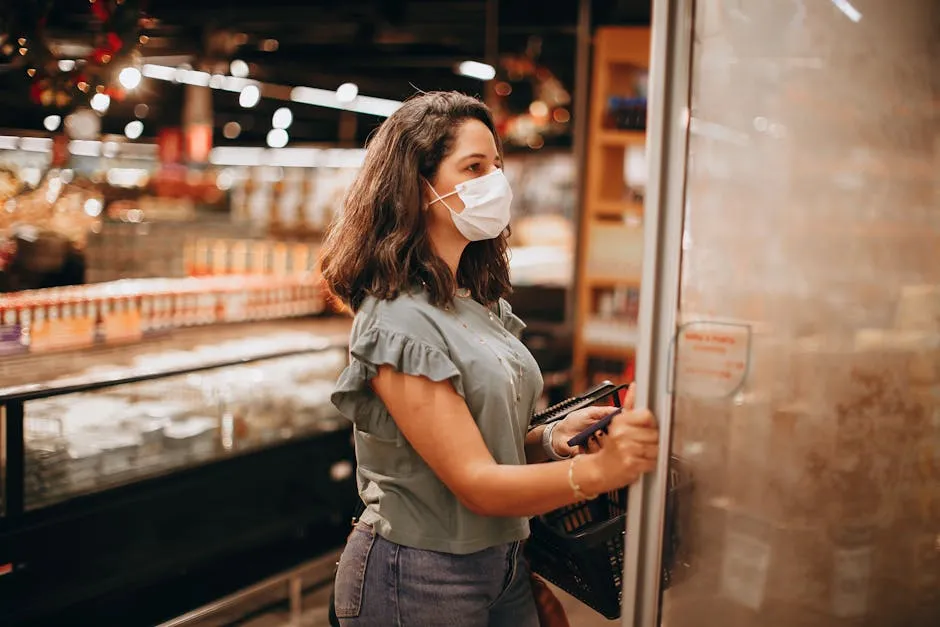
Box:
[371,365,658,518]
[524,425,551,464]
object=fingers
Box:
[583,405,617,421]
[592,430,658,459]
[617,438,659,460]
[623,383,636,410]
[601,410,660,468]
[634,456,657,474]
[617,425,660,445]
[590,412,658,448]
[585,431,603,454]
[617,408,657,428]
[637,442,660,461]
[607,411,657,445]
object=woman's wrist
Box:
[570,454,604,499]
[542,421,571,461]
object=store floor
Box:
[233,581,616,627]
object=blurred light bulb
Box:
[43,115,62,131]
[526,135,545,150]
[125,120,144,139]
[57,59,76,72]
[223,121,242,139]
[529,100,549,118]
[216,170,235,190]
[90,93,111,113]
[553,108,571,124]
[239,84,260,108]
[119,66,142,89]
[266,128,288,148]
[272,107,293,129]
[457,61,496,81]
[230,59,249,78]
[84,198,103,217]
[494,82,512,96]
[336,82,359,104]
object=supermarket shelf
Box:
[586,274,643,288]
[574,26,650,391]
[592,198,645,217]
[598,129,647,147]
[0,317,352,397]
[583,319,639,354]
[585,342,637,360]
[0,333,344,402]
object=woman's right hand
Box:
[579,408,660,495]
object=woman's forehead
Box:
[450,120,497,157]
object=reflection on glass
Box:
[23,349,347,509]
[663,1,938,626]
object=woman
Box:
[321,91,659,627]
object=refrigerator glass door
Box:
[627,1,940,626]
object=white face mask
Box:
[425,168,513,241]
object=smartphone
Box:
[566,407,622,449]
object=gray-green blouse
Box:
[331,289,544,555]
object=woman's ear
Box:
[419,176,434,211]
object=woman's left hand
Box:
[551,384,636,458]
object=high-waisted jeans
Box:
[334,521,539,627]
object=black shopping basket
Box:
[524,456,691,620]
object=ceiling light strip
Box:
[208,146,367,168]
[142,64,402,118]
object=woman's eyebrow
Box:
[457,152,496,161]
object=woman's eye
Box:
[466,163,481,173]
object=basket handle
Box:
[531,510,628,550]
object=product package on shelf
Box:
[582,284,641,349]
[84,220,255,284]
[0,273,326,357]
[185,237,319,277]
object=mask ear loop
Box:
[422,178,458,212]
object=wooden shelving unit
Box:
[572,26,651,390]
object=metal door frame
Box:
[620,1,696,626]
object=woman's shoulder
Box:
[358,289,439,321]
[354,290,448,345]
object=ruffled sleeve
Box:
[331,325,465,427]
[497,298,527,338]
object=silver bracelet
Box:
[542,421,571,461]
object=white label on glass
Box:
[673,320,752,398]
[832,546,872,618]
[721,529,771,611]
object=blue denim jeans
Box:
[334,521,540,627]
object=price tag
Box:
[0,324,27,356]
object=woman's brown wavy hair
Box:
[319,91,512,312]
